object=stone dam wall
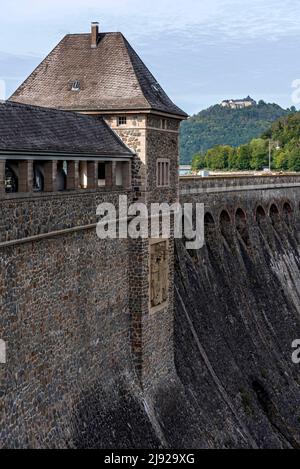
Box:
[1,175,300,448]
[175,175,300,448]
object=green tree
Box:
[249,138,268,170]
[205,145,232,170]
[192,153,205,171]
[273,150,289,170]
[288,148,300,171]
[236,144,251,170]
[227,147,237,169]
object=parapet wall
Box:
[0,187,130,243]
[180,174,300,195]
[180,174,300,227]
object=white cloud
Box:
[2,0,300,40]
[0,0,299,61]
[1,0,300,112]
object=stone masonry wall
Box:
[104,113,181,390]
[146,119,180,205]
[180,175,300,225]
[135,118,180,389]
[180,174,300,196]
[2,174,300,448]
[174,176,300,448]
[104,115,146,192]
[0,189,135,448]
[0,188,131,243]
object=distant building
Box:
[199,170,210,177]
[179,165,191,176]
[221,96,256,109]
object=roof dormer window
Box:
[71,80,81,91]
[152,83,160,93]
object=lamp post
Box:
[268,140,280,172]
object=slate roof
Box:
[10,32,187,118]
[0,101,134,157]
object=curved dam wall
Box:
[174,175,300,448]
[1,175,300,448]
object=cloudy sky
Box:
[1,0,300,114]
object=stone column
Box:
[87,161,98,189]
[105,161,117,188]
[67,161,79,190]
[18,160,33,193]
[122,161,132,190]
[0,160,5,193]
[44,160,57,192]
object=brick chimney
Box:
[91,22,99,49]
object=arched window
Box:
[5,164,18,193]
[56,161,67,191]
[33,163,44,192]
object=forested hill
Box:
[180,101,292,164]
[192,110,300,172]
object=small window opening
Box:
[161,119,167,130]
[71,80,81,91]
[98,163,106,187]
[157,159,170,187]
[117,116,127,126]
[5,165,18,193]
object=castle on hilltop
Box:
[221,95,256,109]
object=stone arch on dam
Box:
[269,202,281,226]
[282,200,294,228]
[219,209,233,245]
[189,197,299,244]
[255,204,267,224]
[235,207,250,246]
[204,212,216,238]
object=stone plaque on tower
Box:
[150,240,169,312]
